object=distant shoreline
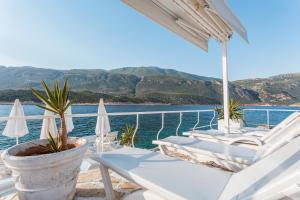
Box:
[0,101,172,106]
[73,102,172,106]
[0,101,298,107]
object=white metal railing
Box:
[1,108,300,148]
[175,112,182,136]
[0,109,216,148]
[243,108,300,128]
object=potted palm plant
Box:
[1,80,88,200]
[120,124,137,147]
[215,99,244,132]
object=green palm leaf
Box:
[48,132,61,152]
[215,99,243,121]
[41,81,58,109]
[62,79,69,106]
[32,79,71,150]
[35,104,58,114]
[31,88,58,112]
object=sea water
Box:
[0,104,298,150]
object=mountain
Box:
[234,73,300,104]
[0,89,145,104]
[0,66,139,95]
[110,66,218,81]
[0,65,261,104]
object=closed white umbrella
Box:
[95,98,111,152]
[40,109,58,139]
[95,98,111,136]
[64,101,74,133]
[2,99,29,144]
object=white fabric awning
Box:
[122,0,247,51]
[206,0,247,42]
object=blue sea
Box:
[0,104,299,150]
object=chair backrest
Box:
[257,112,300,158]
[261,112,300,142]
[218,134,300,200]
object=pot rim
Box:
[1,137,88,161]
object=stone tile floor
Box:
[1,168,141,200]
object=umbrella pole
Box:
[222,41,230,136]
[101,116,104,152]
[16,136,19,144]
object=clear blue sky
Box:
[0,0,299,80]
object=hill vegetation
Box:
[0,65,298,105]
[234,73,300,104]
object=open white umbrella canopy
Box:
[95,98,111,137]
[2,99,29,143]
[40,109,58,139]
[122,0,248,134]
[64,101,74,133]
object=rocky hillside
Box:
[234,73,300,104]
[0,65,262,104]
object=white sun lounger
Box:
[80,131,119,171]
[84,131,118,145]
[153,113,300,171]
[93,135,300,200]
[184,112,300,148]
[0,177,15,198]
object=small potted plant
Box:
[120,124,137,147]
[1,80,88,200]
[215,99,244,132]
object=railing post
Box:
[157,113,165,140]
[101,115,104,152]
[176,112,182,136]
[193,112,200,131]
[242,109,245,121]
[210,111,216,129]
[132,114,139,147]
[267,110,270,129]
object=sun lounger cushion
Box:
[258,113,300,158]
[261,112,300,141]
[154,136,257,165]
[219,134,300,200]
[183,112,300,147]
[97,147,232,200]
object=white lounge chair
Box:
[184,112,300,148]
[84,131,118,145]
[78,131,119,171]
[0,177,15,198]
[153,112,300,171]
[92,135,300,200]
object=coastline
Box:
[0,101,172,106]
[73,102,172,106]
[290,103,300,107]
[0,101,298,107]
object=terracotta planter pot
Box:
[1,138,88,200]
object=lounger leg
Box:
[99,163,115,200]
